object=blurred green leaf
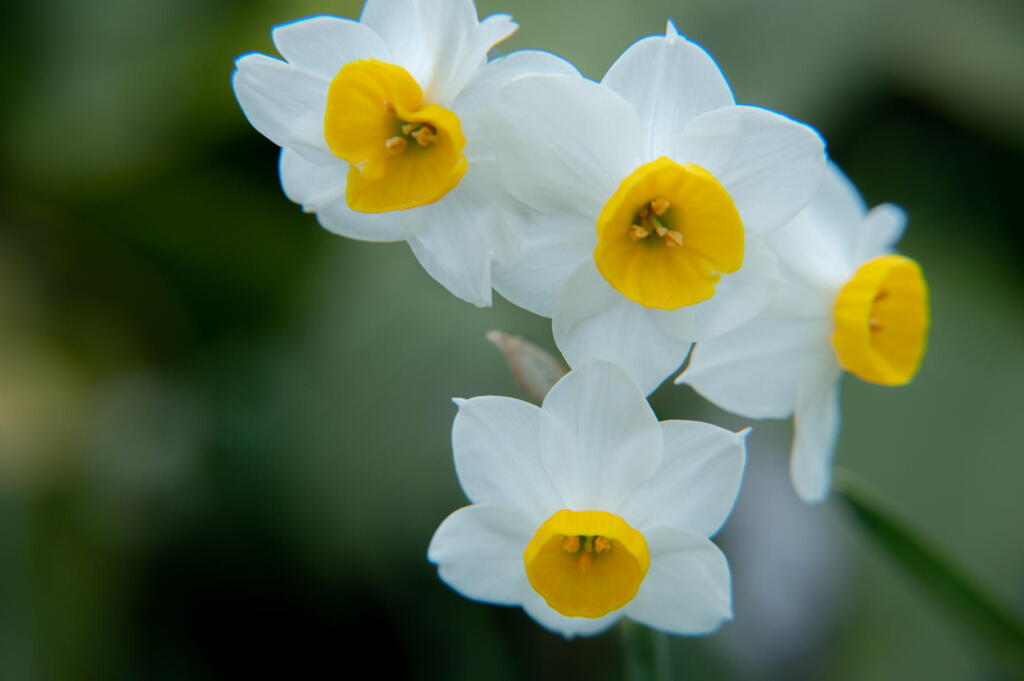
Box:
[835,468,1024,677]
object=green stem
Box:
[834,468,1024,676]
[619,620,672,681]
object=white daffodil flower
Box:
[231,0,578,306]
[488,22,827,393]
[679,164,930,503]
[428,360,747,638]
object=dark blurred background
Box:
[2,1,1022,679]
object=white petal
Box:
[491,212,593,317]
[428,504,532,606]
[676,105,826,235]
[855,203,907,262]
[405,162,516,306]
[681,312,833,420]
[232,53,330,160]
[790,367,842,504]
[451,396,563,525]
[427,12,518,104]
[279,147,345,213]
[626,528,732,635]
[456,50,580,161]
[362,0,516,106]
[653,237,780,343]
[553,263,691,395]
[602,25,733,158]
[521,593,622,638]
[491,74,643,216]
[539,361,663,511]
[271,15,390,81]
[315,194,408,243]
[617,422,746,538]
[360,0,432,83]
[768,163,868,289]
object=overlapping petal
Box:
[768,163,868,289]
[360,0,516,106]
[539,361,663,510]
[652,237,781,343]
[491,213,593,317]
[676,105,827,235]
[602,21,734,158]
[617,421,746,537]
[682,312,833,419]
[405,161,516,306]
[279,147,346,214]
[553,264,692,395]
[456,50,580,161]
[490,74,643,217]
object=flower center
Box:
[831,254,929,385]
[523,509,649,618]
[593,157,744,310]
[323,59,467,213]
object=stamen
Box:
[578,551,593,575]
[401,123,417,136]
[630,225,650,241]
[561,535,580,553]
[664,230,684,247]
[411,124,438,146]
[384,136,407,155]
[654,224,668,237]
[594,536,611,554]
[583,536,595,553]
[649,198,670,216]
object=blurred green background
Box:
[2,0,1023,679]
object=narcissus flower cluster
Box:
[233,0,929,638]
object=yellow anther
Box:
[562,535,580,553]
[637,205,650,219]
[650,198,670,216]
[411,125,438,146]
[578,551,593,576]
[594,536,611,554]
[401,123,417,136]
[654,225,668,237]
[384,136,407,155]
[664,230,684,247]
[630,225,650,241]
